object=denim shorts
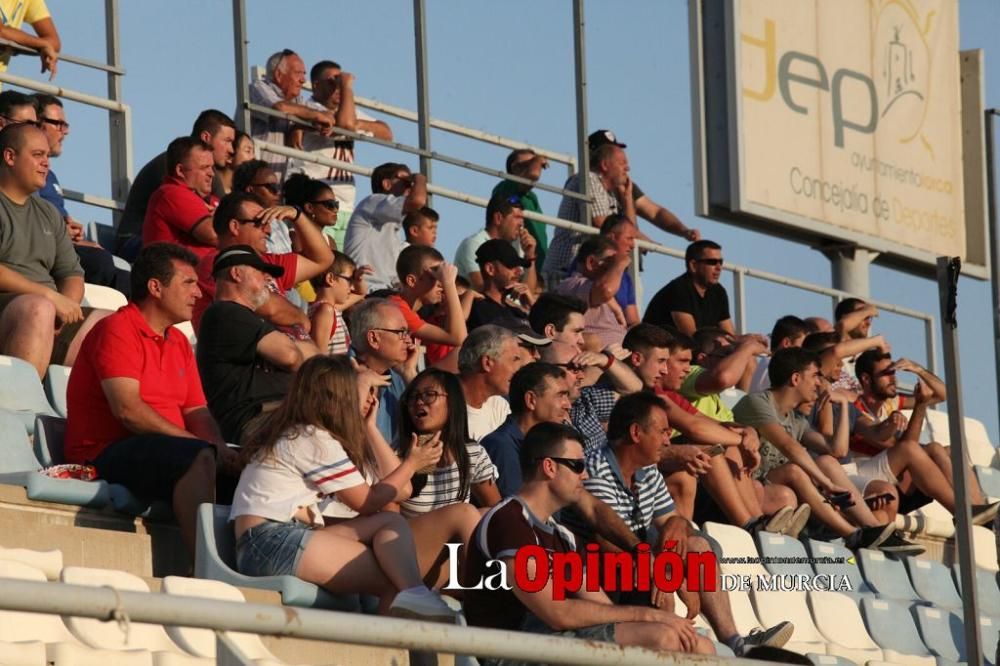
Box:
[235,520,313,577]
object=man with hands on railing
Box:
[0,0,60,81]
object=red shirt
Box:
[658,387,699,415]
[850,394,905,457]
[142,176,219,262]
[64,303,207,463]
[191,248,298,331]
[387,294,454,364]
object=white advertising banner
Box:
[734,0,965,259]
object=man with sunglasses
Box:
[343,161,427,293]
[644,240,733,337]
[32,93,130,297]
[454,192,537,293]
[190,191,332,334]
[117,110,235,259]
[231,160,292,255]
[286,59,392,251]
[463,421,716,657]
[561,393,793,657]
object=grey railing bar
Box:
[0,38,125,75]
[0,578,746,666]
[0,71,126,112]
[247,102,591,202]
[62,189,125,212]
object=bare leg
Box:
[63,309,112,367]
[0,295,56,378]
[924,440,985,505]
[760,482,797,515]
[665,470,698,520]
[700,449,756,526]
[407,503,481,588]
[813,455,883,527]
[172,448,217,563]
[767,464,856,537]
[686,535,738,645]
[886,439,957,512]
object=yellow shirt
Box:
[0,0,51,72]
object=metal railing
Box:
[0,577,757,665]
[0,0,132,225]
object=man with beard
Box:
[196,245,311,445]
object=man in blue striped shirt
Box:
[565,392,793,657]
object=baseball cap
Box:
[588,129,627,151]
[505,323,553,348]
[475,239,531,269]
[211,244,285,278]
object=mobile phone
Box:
[864,493,894,508]
[827,491,855,510]
[706,444,727,457]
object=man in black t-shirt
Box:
[196,245,312,443]
[466,238,534,331]
[643,240,733,336]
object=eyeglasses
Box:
[372,327,411,340]
[332,272,354,283]
[250,182,280,195]
[235,217,269,228]
[877,368,897,377]
[696,258,724,266]
[310,199,339,211]
[535,457,586,474]
[40,117,69,131]
[408,390,447,406]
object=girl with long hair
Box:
[230,355,455,621]
[283,172,340,251]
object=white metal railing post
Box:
[232,0,252,134]
[413,0,433,193]
[732,269,747,334]
[104,0,131,227]
[572,0,590,228]
[925,315,939,376]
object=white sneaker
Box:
[389,589,459,624]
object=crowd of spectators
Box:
[0,41,994,664]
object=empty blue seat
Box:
[860,597,937,665]
[858,549,920,602]
[905,558,962,609]
[195,503,361,611]
[43,365,71,419]
[0,355,57,433]
[756,532,814,577]
[953,566,1000,618]
[0,410,110,508]
[805,538,876,599]
[912,605,966,663]
[980,615,999,666]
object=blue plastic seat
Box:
[805,538,876,599]
[953,566,1000,618]
[43,365,71,419]
[0,355,57,433]
[860,597,937,665]
[980,615,999,666]
[0,410,110,508]
[858,548,920,602]
[755,532,814,577]
[912,605,966,663]
[905,558,962,609]
[195,503,361,611]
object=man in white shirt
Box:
[343,162,427,292]
[457,325,528,442]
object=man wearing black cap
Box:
[544,129,700,287]
[466,238,535,331]
[196,245,314,444]
[454,192,537,293]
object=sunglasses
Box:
[250,182,280,195]
[877,368,897,377]
[310,199,339,211]
[536,457,586,474]
[696,258,724,266]
[235,217,269,228]
[40,117,69,131]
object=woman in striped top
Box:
[395,369,502,586]
[230,355,456,621]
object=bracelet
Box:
[602,352,615,371]
[291,204,304,221]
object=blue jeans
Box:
[235,520,312,577]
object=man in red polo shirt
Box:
[142,137,219,262]
[191,191,332,335]
[65,242,239,562]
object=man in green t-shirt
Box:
[492,148,548,271]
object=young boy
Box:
[389,245,467,371]
[403,206,439,247]
[309,251,368,355]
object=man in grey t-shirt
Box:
[0,124,110,378]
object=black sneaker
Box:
[971,502,1000,526]
[845,524,895,550]
[745,507,792,535]
[733,621,795,656]
[876,530,925,556]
